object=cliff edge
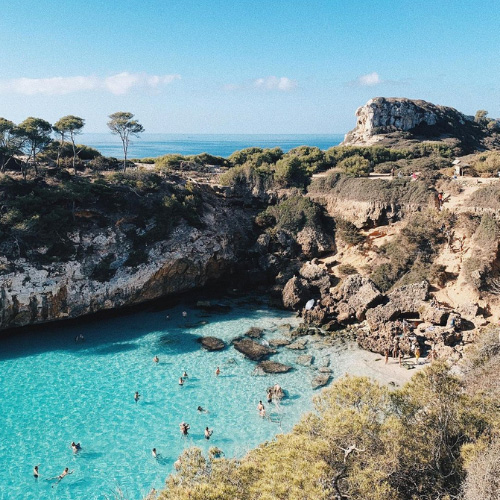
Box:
[342,97,488,153]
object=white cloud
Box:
[0,72,181,96]
[356,72,383,87]
[253,76,297,91]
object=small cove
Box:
[0,296,394,500]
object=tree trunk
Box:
[71,134,77,174]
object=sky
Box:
[0,0,498,134]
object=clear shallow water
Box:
[81,133,344,159]
[0,298,346,500]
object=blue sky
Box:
[0,0,498,133]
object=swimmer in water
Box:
[259,408,266,418]
[197,406,206,413]
[153,355,159,364]
[134,391,140,403]
[179,377,184,386]
[257,400,264,411]
[47,467,73,483]
[182,311,187,318]
[71,442,81,453]
[183,371,188,378]
[33,465,39,479]
[204,427,213,440]
[215,366,220,377]
[152,448,157,458]
[267,389,273,404]
[179,422,190,436]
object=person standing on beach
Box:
[415,346,421,365]
[384,349,389,364]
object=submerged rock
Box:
[286,339,308,350]
[233,338,276,361]
[245,327,264,339]
[198,336,226,351]
[296,354,313,366]
[257,361,293,374]
[311,373,331,389]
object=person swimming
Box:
[204,427,213,440]
[153,355,159,364]
[197,406,207,413]
[71,442,81,453]
[179,422,190,436]
[33,465,39,479]
[259,408,266,418]
[257,401,264,411]
[179,377,184,386]
[183,371,188,378]
[152,448,157,458]
[134,391,140,403]
[215,366,220,376]
[47,467,73,483]
[267,389,273,403]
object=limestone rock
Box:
[312,373,331,389]
[287,339,308,350]
[420,305,449,326]
[318,367,332,373]
[198,336,226,351]
[296,226,335,258]
[296,354,313,366]
[233,338,276,361]
[268,338,291,347]
[282,275,310,310]
[342,97,484,151]
[257,361,293,374]
[245,327,264,339]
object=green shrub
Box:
[337,264,358,276]
[335,218,364,245]
[337,155,371,177]
[274,156,310,188]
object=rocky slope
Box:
[342,97,490,152]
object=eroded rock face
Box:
[312,373,331,389]
[342,97,479,147]
[0,198,253,332]
[233,338,276,361]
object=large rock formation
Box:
[342,97,486,152]
[0,197,253,332]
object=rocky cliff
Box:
[342,97,487,152]
[0,196,253,331]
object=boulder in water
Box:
[296,354,314,366]
[257,361,293,374]
[312,373,331,389]
[233,338,276,361]
[245,327,264,339]
[197,336,226,351]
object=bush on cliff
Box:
[158,361,498,500]
[337,154,372,177]
[370,210,446,291]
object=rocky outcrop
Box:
[233,338,276,361]
[198,337,226,351]
[342,97,485,152]
[282,262,334,310]
[311,373,331,389]
[245,327,264,339]
[0,196,253,333]
[256,361,292,374]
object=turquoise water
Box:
[81,133,344,159]
[0,298,336,500]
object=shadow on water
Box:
[0,294,289,362]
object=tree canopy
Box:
[15,117,52,177]
[53,115,85,171]
[107,111,144,171]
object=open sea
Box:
[81,133,344,159]
[0,296,369,500]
